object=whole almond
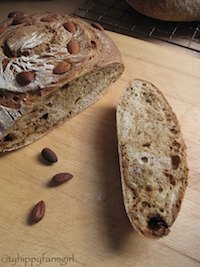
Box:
[90,40,97,49]
[91,22,104,31]
[30,200,45,223]
[41,147,58,163]
[12,16,26,25]
[8,11,24,18]
[52,173,73,186]
[53,61,71,75]
[67,40,79,55]
[16,71,35,86]
[41,16,55,22]
[63,21,76,33]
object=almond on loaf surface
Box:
[0,12,124,152]
[117,79,188,238]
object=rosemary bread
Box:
[0,12,124,152]
[117,79,188,238]
[127,0,200,21]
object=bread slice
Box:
[0,12,124,152]
[116,79,188,238]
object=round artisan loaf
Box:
[127,0,200,21]
[0,12,124,151]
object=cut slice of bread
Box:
[116,79,188,238]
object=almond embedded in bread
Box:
[12,16,26,25]
[67,40,79,55]
[0,12,124,151]
[16,71,35,86]
[8,11,24,19]
[40,16,55,22]
[63,21,76,33]
[53,61,71,75]
[117,79,188,238]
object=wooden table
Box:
[0,1,200,267]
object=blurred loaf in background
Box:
[127,0,200,21]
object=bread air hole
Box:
[75,97,81,104]
[159,187,163,193]
[146,185,152,192]
[47,102,53,107]
[170,127,179,134]
[170,140,181,153]
[141,157,148,163]
[173,140,181,148]
[142,201,151,208]
[3,133,15,142]
[13,95,20,102]
[164,171,176,185]
[143,143,151,147]
[40,113,49,120]
[90,41,96,48]
[130,188,136,199]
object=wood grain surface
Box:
[0,1,200,267]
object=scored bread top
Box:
[117,79,188,238]
[0,12,121,94]
[0,12,123,139]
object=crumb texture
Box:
[117,79,188,238]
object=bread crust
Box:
[0,12,124,151]
[127,0,200,21]
[117,79,188,238]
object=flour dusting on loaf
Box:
[0,12,124,151]
[117,79,188,238]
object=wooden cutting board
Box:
[0,3,200,267]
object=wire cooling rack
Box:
[74,0,200,53]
